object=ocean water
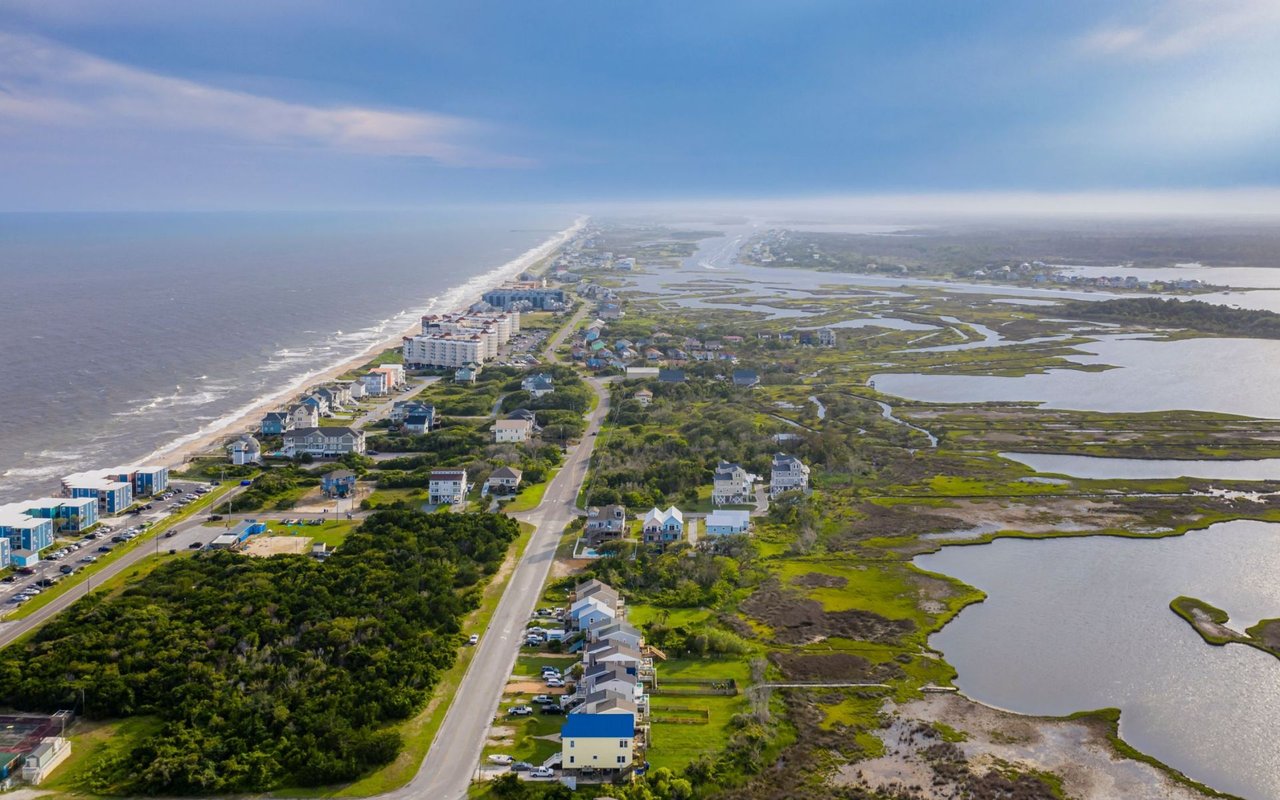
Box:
[0,209,576,502]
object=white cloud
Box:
[1080,0,1280,59]
[0,31,526,166]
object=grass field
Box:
[646,658,750,771]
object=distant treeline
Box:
[0,509,518,795]
[1060,297,1280,339]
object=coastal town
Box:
[0,218,1277,800]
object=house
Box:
[522,372,555,398]
[25,496,97,533]
[359,371,389,396]
[560,712,635,774]
[19,737,71,785]
[370,364,405,389]
[585,505,627,539]
[712,461,756,505]
[818,328,837,347]
[507,408,541,428]
[281,427,366,457]
[429,469,469,505]
[585,642,645,670]
[704,509,752,536]
[770,453,811,496]
[657,368,685,383]
[260,411,290,435]
[454,363,480,383]
[633,388,653,406]
[289,404,319,430]
[732,369,760,388]
[588,620,644,651]
[580,663,641,699]
[348,380,367,400]
[641,506,690,546]
[322,469,357,498]
[124,466,169,497]
[403,413,433,435]
[486,466,523,495]
[228,434,262,465]
[569,594,618,631]
[625,367,659,379]
[493,418,535,443]
[570,689,639,717]
[390,400,435,424]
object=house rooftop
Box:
[491,466,523,480]
[561,712,635,739]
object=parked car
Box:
[531,766,555,778]
[539,704,563,715]
[59,565,74,574]
[531,694,553,705]
[189,542,203,549]
[468,634,479,645]
[487,754,514,765]
[510,761,533,772]
[509,705,533,716]
[545,677,565,688]
[97,545,113,553]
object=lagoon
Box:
[1001,452,1280,481]
[916,520,1280,800]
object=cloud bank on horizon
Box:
[1,0,1278,210]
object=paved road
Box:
[0,482,247,648]
[403,376,611,800]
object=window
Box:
[569,756,575,764]
[619,740,626,747]
[569,740,574,748]
[617,756,626,764]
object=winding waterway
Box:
[916,520,1280,800]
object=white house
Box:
[493,418,534,443]
[19,737,71,785]
[228,434,262,465]
[704,509,751,536]
[770,453,811,496]
[521,372,555,398]
[359,371,389,397]
[289,404,319,430]
[281,427,366,457]
[712,461,755,505]
[485,466,522,495]
[428,469,469,505]
[641,506,689,546]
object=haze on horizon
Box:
[2,0,1280,213]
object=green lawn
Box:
[267,519,360,548]
[646,658,750,771]
[41,716,164,794]
[501,469,559,513]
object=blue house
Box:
[231,521,266,541]
[122,466,169,496]
[261,411,289,435]
[322,469,358,498]
[62,473,133,514]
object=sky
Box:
[2,0,1280,211]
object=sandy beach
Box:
[144,216,586,476]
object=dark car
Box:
[111,535,127,543]
[59,565,74,574]
[511,762,533,772]
[97,545,113,553]
[189,542,203,549]
[164,530,178,538]
[16,567,36,575]
[539,704,563,715]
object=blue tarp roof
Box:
[562,713,634,739]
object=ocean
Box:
[0,208,577,503]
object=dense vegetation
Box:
[0,509,519,795]
[1060,297,1280,338]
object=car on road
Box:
[487,754,514,765]
[508,705,533,716]
[59,565,74,574]
[545,677,564,687]
[530,766,555,778]
[189,542,203,549]
[468,634,479,645]
[97,545,113,553]
[164,530,178,538]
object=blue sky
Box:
[2,0,1279,210]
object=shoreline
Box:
[132,215,586,478]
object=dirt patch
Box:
[741,579,914,646]
[835,693,1209,800]
[242,535,311,557]
[941,497,1137,534]
[1251,618,1280,650]
[505,681,566,695]
[790,572,848,590]
[768,652,902,683]
[826,503,968,549]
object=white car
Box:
[468,634,479,645]
[487,754,514,765]
[545,677,564,688]
[509,705,533,716]
[531,766,555,778]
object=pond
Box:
[916,520,1280,800]
[1001,452,1280,481]
[873,335,1280,418]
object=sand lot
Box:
[243,536,312,556]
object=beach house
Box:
[485,466,523,495]
[428,469,469,505]
[770,453,811,496]
[641,506,691,546]
[25,496,98,533]
[493,418,534,443]
[260,411,290,435]
[61,472,133,514]
[704,509,752,536]
[228,434,261,465]
[0,503,54,556]
[281,427,366,458]
[586,505,627,540]
[712,461,756,505]
[322,469,358,497]
[521,372,555,398]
